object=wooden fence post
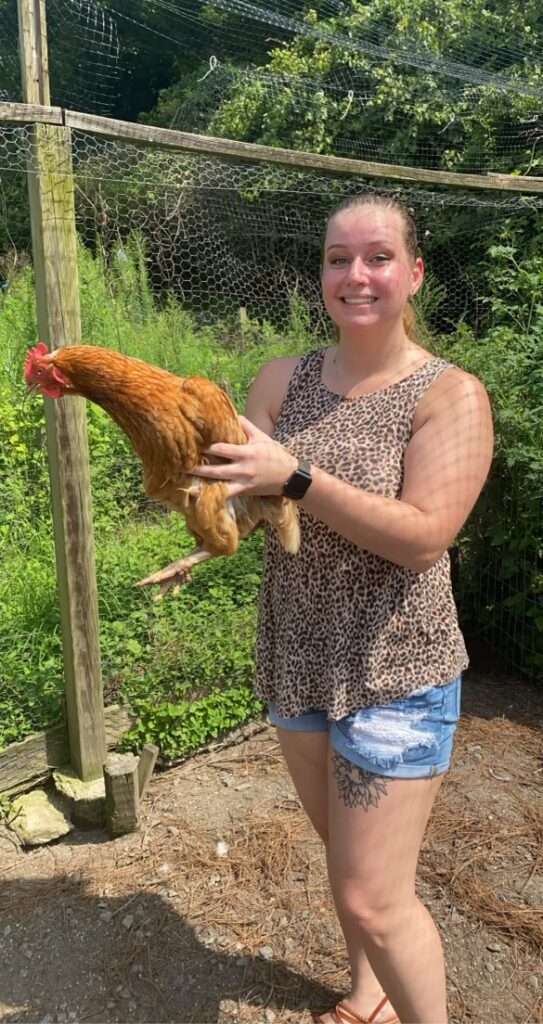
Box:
[17,0,106,780]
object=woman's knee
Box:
[332,879,415,940]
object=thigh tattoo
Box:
[332,752,389,810]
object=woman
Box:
[169,194,494,1023]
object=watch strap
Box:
[282,459,312,500]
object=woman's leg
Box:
[326,750,447,1024]
[276,729,394,1022]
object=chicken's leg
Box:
[135,547,214,600]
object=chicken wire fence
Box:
[3,0,543,177]
[0,120,541,681]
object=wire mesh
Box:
[169,62,543,177]
[0,116,541,680]
[0,0,120,113]
[3,0,543,174]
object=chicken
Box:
[24,342,300,596]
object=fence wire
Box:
[0,121,541,681]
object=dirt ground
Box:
[1,662,542,1024]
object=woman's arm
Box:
[195,367,494,574]
[302,370,493,571]
[244,356,300,435]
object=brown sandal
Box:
[312,994,399,1024]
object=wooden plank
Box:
[137,744,159,801]
[65,109,543,194]
[25,121,107,782]
[0,101,63,124]
[18,0,106,783]
[17,0,51,106]
[4,101,542,195]
[104,753,139,836]
[0,705,136,797]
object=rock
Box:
[264,1010,276,1022]
[122,914,134,929]
[197,926,218,946]
[9,789,73,846]
[216,840,229,857]
[53,767,105,827]
[219,999,239,1020]
[258,945,273,960]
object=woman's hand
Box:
[193,415,298,498]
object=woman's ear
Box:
[411,256,425,296]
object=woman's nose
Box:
[346,256,368,283]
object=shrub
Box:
[436,231,543,678]
[0,240,307,753]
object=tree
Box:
[200,0,543,175]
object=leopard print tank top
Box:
[255,348,469,720]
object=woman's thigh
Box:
[327,751,443,913]
[276,727,330,842]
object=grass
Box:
[0,239,310,754]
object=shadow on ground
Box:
[0,875,337,1022]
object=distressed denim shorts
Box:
[268,676,462,779]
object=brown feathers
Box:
[37,345,300,564]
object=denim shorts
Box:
[268,676,462,779]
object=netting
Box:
[0,118,541,681]
[103,0,543,175]
[3,0,543,174]
[0,0,120,113]
[165,60,543,175]
[3,121,543,325]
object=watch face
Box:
[283,461,312,499]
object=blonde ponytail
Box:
[402,301,418,342]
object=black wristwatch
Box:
[282,459,312,500]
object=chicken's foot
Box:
[135,548,214,600]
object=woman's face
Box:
[321,206,424,336]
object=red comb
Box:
[24,341,50,384]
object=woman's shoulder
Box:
[249,353,302,403]
[426,358,488,395]
[413,358,490,431]
[248,350,321,425]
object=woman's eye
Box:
[372,254,390,263]
[330,257,349,265]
